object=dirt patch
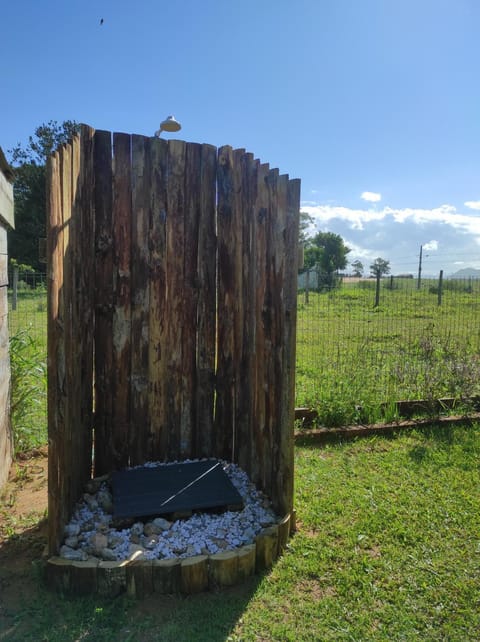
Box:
[0,448,48,632]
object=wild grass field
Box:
[296,277,480,426]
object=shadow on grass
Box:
[0,516,265,642]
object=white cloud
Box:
[300,202,480,275]
[361,191,382,203]
[464,201,480,210]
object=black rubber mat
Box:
[111,459,244,519]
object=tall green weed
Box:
[9,328,47,453]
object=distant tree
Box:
[351,259,364,277]
[369,257,390,278]
[310,231,350,288]
[299,211,314,245]
[8,120,79,270]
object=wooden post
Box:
[438,270,443,306]
[374,273,381,307]
[11,266,18,311]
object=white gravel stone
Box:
[61,459,278,562]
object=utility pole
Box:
[417,244,423,290]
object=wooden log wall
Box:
[47,126,300,554]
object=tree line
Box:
[299,212,390,288]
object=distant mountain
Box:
[448,267,480,279]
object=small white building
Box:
[0,147,14,488]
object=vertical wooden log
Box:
[111,133,132,468]
[47,150,64,555]
[181,142,202,458]
[236,153,258,474]
[77,126,96,487]
[130,135,151,465]
[278,178,300,515]
[215,146,244,462]
[261,167,280,502]
[268,171,287,512]
[249,162,269,492]
[93,130,114,476]
[165,139,187,459]
[148,137,168,461]
[194,145,217,458]
[60,143,74,519]
[68,133,94,508]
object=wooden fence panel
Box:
[93,130,114,475]
[148,137,168,460]
[194,144,217,458]
[76,126,95,488]
[235,152,257,474]
[47,127,300,553]
[111,133,132,467]
[215,146,245,461]
[67,134,92,512]
[279,177,301,514]
[164,140,187,459]
[47,149,64,555]
[130,135,151,466]
[250,162,269,492]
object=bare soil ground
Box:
[0,448,48,633]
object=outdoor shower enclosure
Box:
[47,125,300,556]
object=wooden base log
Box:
[255,525,278,571]
[237,544,256,581]
[97,561,128,597]
[209,550,238,588]
[277,514,291,555]
[180,555,208,594]
[152,558,181,594]
[126,561,153,599]
[45,557,72,594]
[71,560,99,596]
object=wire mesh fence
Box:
[7,271,480,428]
[296,275,480,424]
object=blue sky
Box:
[1,0,479,275]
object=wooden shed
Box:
[0,147,14,489]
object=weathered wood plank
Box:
[67,134,91,511]
[194,144,217,458]
[111,132,132,468]
[250,162,269,493]
[236,152,257,473]
[148,137,168,461]
[181,142,202,458]
[165,139,187,459]
[130,135,151,465]
[278,177,300,514]
[60,143,74,524]
[93,130,114,475]
[47,149,63,554]
[215,146,245,462]
[0,287,11,489]
[77,126,96,484]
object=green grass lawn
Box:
[3,423,479,641]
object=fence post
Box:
[11,267,18,311]
[437,270,443,306]
[305,269,310,305]
[374,273,381,307]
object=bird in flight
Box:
[100,18,104,25]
